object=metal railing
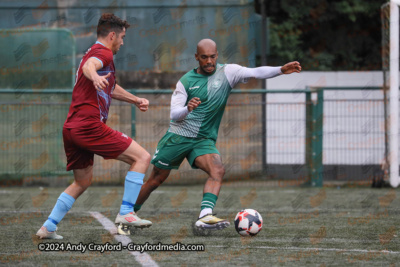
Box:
[0,87,389,186]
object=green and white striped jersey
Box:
[168,63,282,141]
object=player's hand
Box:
[135,97,149,112]
[93,72,111,92]
[281,61,302,74]
[187,97,201,112]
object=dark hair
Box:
[97,13,130,37]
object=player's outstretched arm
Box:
[281,61,302,74]
[112,84,149,112]
[82,58,111,91]
[225,61,302,87]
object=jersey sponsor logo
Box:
[121,133,128,139]
[158,160,169,166]
[189,86,200,90]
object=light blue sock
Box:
[43,192,75,232]
[119,171,145,215]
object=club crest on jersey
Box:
[211,78,222,89]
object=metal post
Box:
[389,1,399,187]
[261,0,267,174]
[305,89,312,184]
[311,90,324,187]
[131,90,136,139]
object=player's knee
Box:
[75,177,92,190]
[144,152,151,165]
[82,178,92,189]
[138,151,151,166]
[218,166,226,178]
[211,166,225,181]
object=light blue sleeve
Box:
[90,57,104,68]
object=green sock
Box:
[201,192,218,210]
[133,203,142,212]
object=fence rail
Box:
[0,87,390,186]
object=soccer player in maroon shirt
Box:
[36,14,152,239]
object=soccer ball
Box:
[234,209,263,236]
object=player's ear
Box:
[109,31,115,41]
[195,53,199,61]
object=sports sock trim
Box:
[134,203,142,212]
[121,200,134,207]
[200,192,218,210]
[47,217,59,225]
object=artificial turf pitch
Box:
[0,184,399,266]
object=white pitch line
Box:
[208,245,400,254]
[89,211,159,267]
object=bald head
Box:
[195,39,218,75]
[196,39,217,54]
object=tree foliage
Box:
[256,0,384,70]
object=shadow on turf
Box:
[191,221,212,236]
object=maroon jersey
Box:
[64,42,115,128]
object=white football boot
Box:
[115,212,152,235]
[195,214,230,230]
[36,226,63,239]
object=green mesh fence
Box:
[0,90,271,185]
[0,87,389,186]
[0,28,75,89]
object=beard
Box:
[202,64,215,73]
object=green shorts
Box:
[151,132,220,170]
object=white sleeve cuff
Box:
[171,106,190,121]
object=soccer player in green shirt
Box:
[132,39,301,231]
